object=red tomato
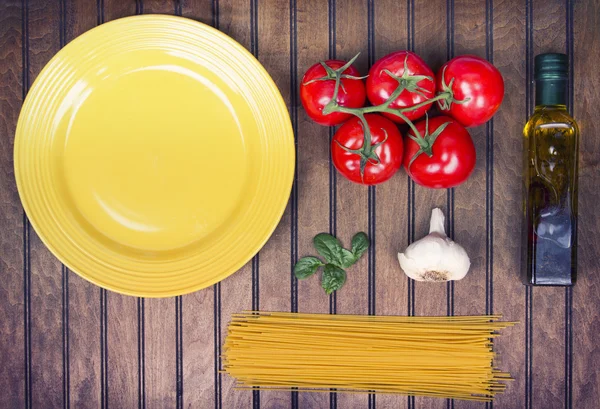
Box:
[404,116,475,189]
[300,60,366,126]
[436,55,504,127]
[366,51,435,124]
[332,114,403,185]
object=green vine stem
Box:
[312,52,467,177]
[436,65,471,110]
[312,53,466,176]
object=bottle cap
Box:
[535,53,568,81]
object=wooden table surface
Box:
[1,0,599,408]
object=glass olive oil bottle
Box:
[523,53,579,286]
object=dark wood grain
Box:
[0,0,24,407]
[143,297,176,407]
[296,0,330,407]
[68,276,102,408]
[178,2,217,408]
[1,1,600,408]
[26,1,64,407]
[452,0,488,319]
[530,1,569,407]
[216,2,254,408]
[333,1,369,408]
[105,294,138,407]
[452,1,489,408]
[573,0,600,407]
[64,2,104,407]
[143,0,174,15]
[411,1,451,408]
[373,2,409,409]
[135,3,181,408]
[182,0,213,25]
[491,0,527,407]
[255,1,293,408]
[105,0,136,21]
[182,289,215,407]
[101,3,142,408]
[295,6,330,312]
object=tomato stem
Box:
[407,114,452,170]
[322,53,457,179]
[333,93,450,119]
[437,65,472,110]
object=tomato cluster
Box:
[299,51,504,188]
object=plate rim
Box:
[14,15,295,297]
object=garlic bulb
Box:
[398,208,470,282]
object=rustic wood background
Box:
[1,0,599,408]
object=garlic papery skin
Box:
[398,208,471,282]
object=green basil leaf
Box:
[294,257,324,279]
[340,249,356,269]
[321,264,347,295]
[313,233,345,267]
[351,232,370,260]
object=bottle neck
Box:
[535,78,567,107]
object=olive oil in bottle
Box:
[523,53,579,286]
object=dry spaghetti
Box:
[222,311,514,402]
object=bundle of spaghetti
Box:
[222,311,515,402]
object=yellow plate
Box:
[15,15,294,297]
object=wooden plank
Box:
[182,0,213,25]
[68,279,102,408]
[101,3,141,408]
[411,0,449,407]
[332,1,369,408]
[219,268,252,409]
[215,1,253,408]
[179,0,218,387]
[138,3,179,408]
[530,1,568,407]
[255,1,293,408]
[182,290,215,407]
[26,1,64,407]
[295,0,330,407]
[0,0,25,407]
[491,0,527,407]
[452,0,488,316]
[144,298,177,406]
[294,10,332,305]
[63,2,103,407]
[451,1,489,408]
[106,293,138,408]
[373,1,409,409]
[144,0,175,14]
[296,1,336,408]
[572,0,600,407]
[296,0,330,319]
[178,2,217,408]
[105,0,137,20]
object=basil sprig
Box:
[294,232,370,295]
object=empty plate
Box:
[15,15,295,297]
